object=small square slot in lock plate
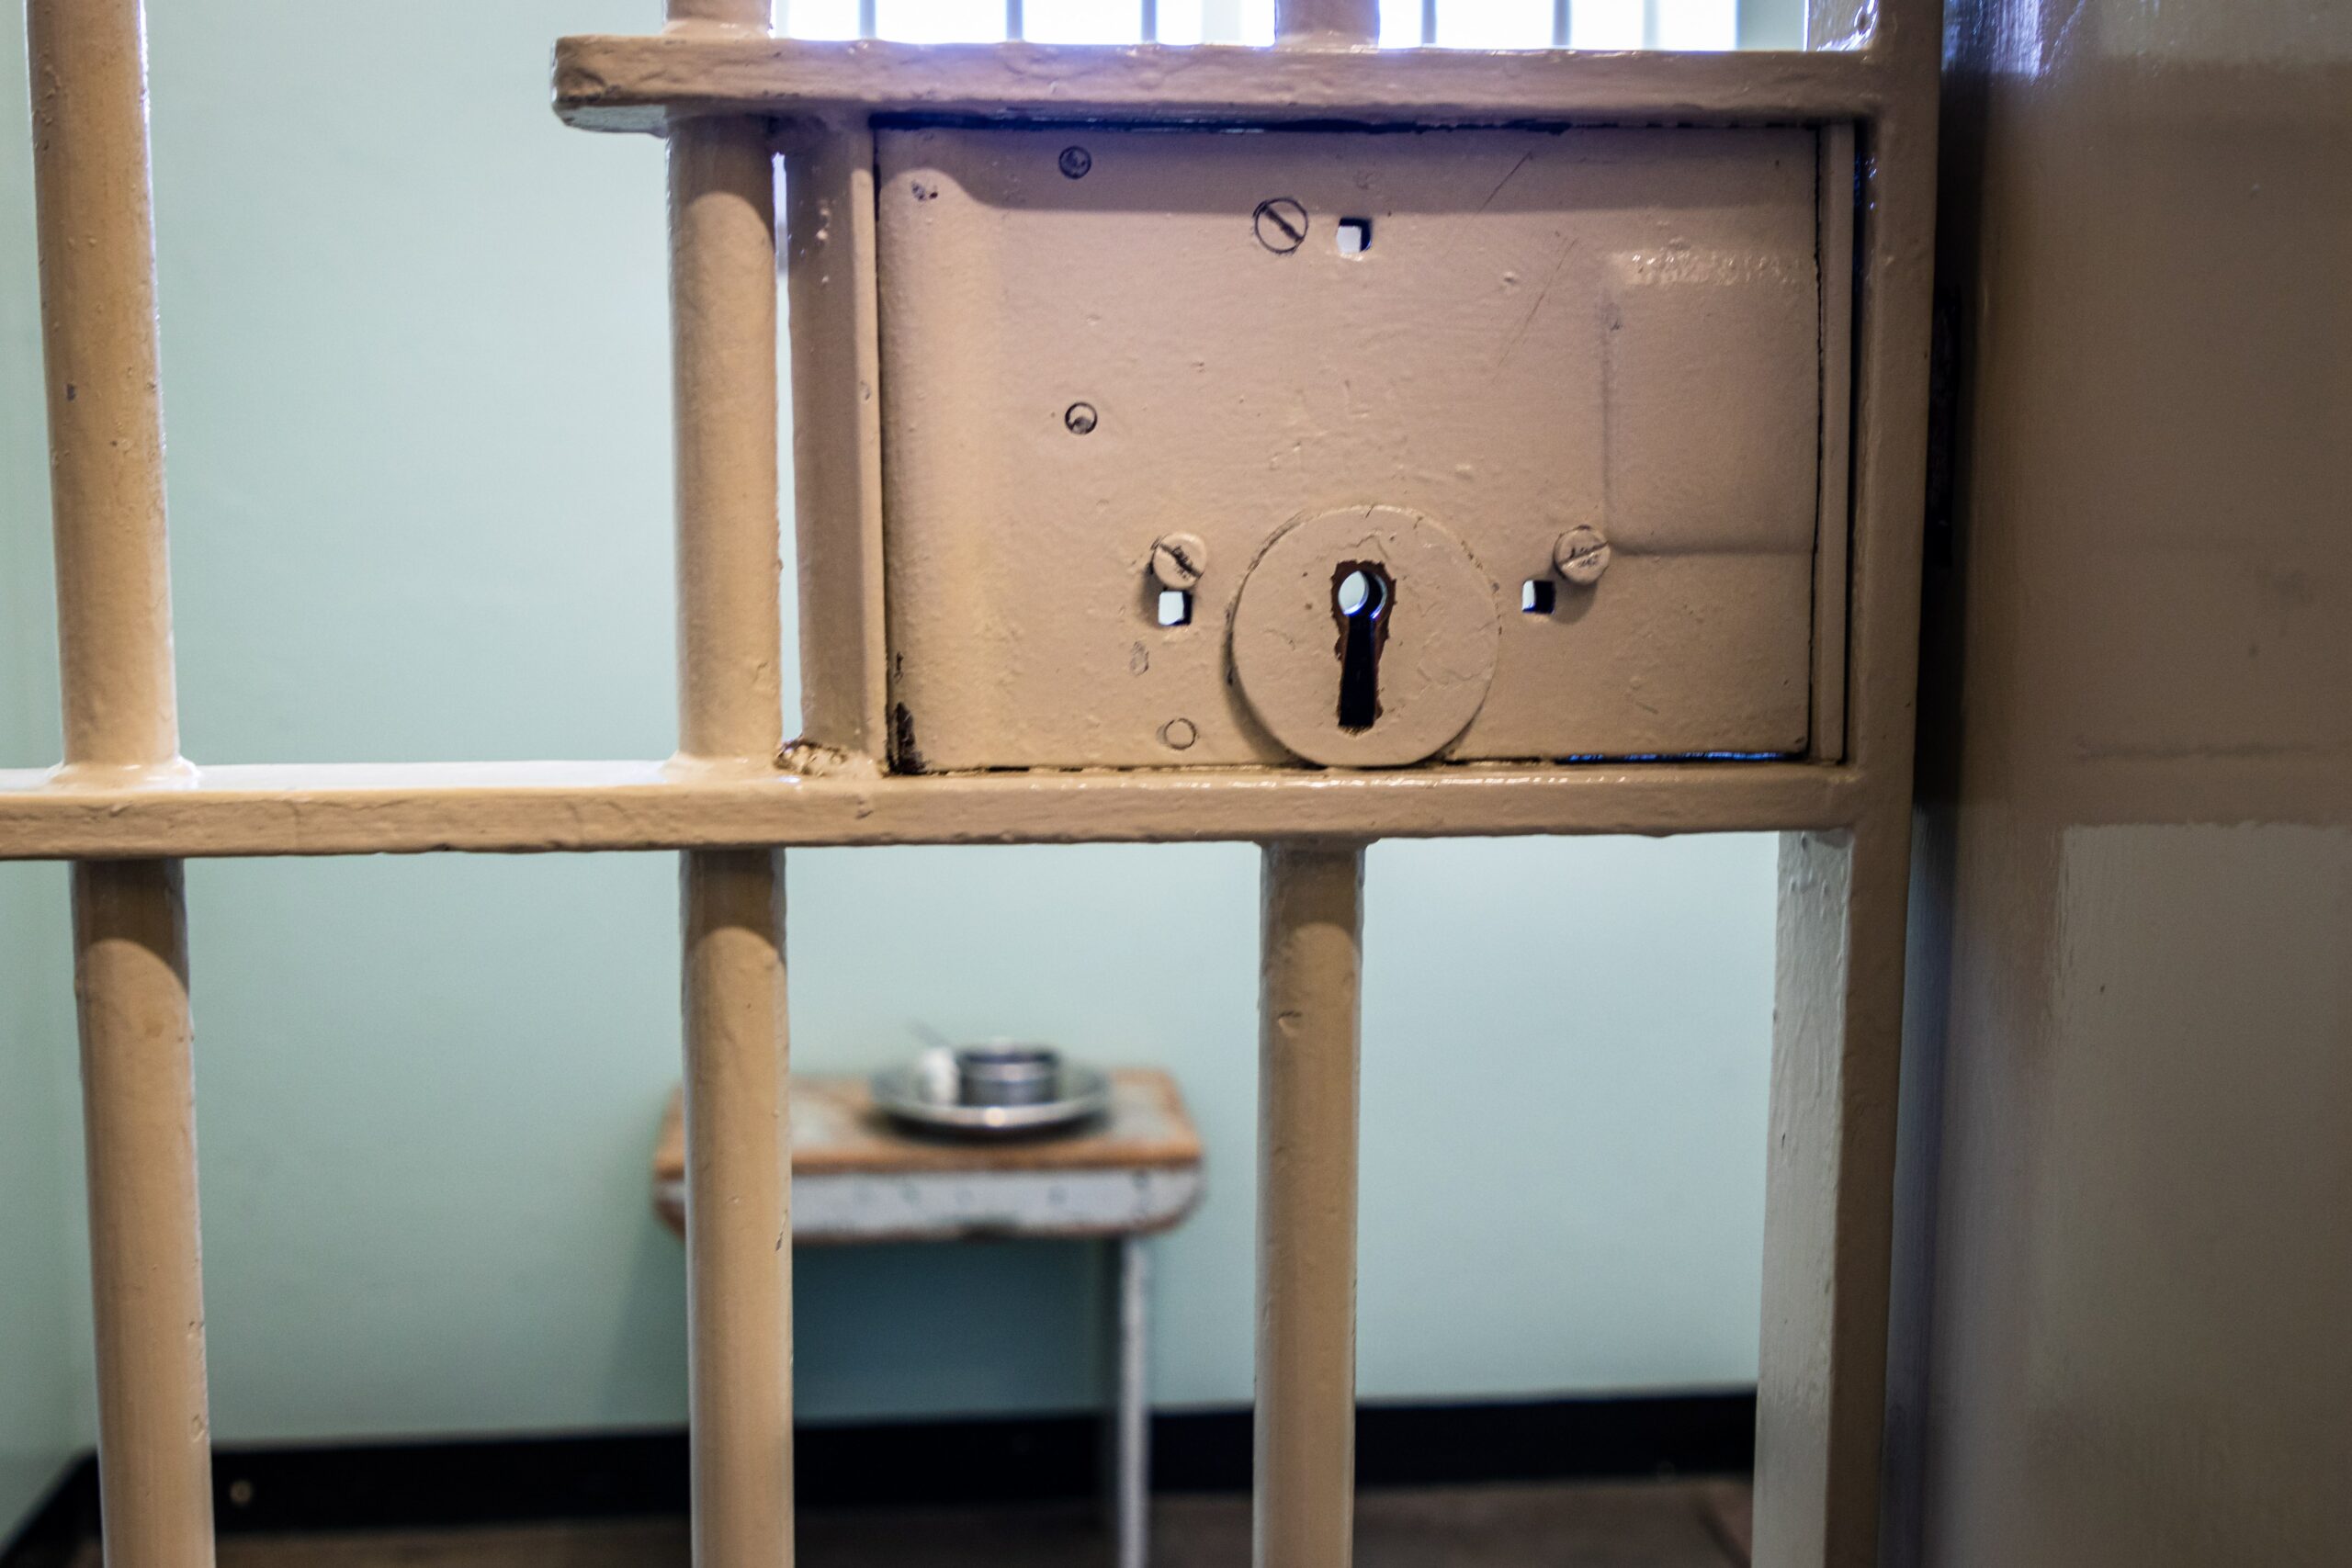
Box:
[876,126,1834,772]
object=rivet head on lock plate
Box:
[1229,505,1500,769]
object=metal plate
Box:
[871,1062,1114,1135]
[1230,504,1500,767]
[876,124,1828,772]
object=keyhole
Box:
[1333,563,1391,733]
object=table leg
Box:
[1115,1235,1151,1568]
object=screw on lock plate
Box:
[1149,533,1208,591]
[1253,197,1308,254]
[1554,525,1611,586]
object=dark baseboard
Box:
[4,1390,1753,1556]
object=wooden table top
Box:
[653,1067,1202,1194]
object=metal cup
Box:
[954,1043,1062,1107]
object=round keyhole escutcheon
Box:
[1230,505,1500,768]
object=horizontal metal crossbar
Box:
[552,35,1892,134]
[0,758,1859,859]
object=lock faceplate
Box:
[1231,506,1499,768]
[876,124,1832,773]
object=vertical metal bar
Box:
[679,847,792,1568]
[1006,0,1024,39]
[671,138,785,766]
[1553,0,1572,47]
[1810,122,1857,763]
[1253,21,1373,1568]
[667,3,792,1566]
[1756,3,1937,1556]
[1141,0,1160,43]
[784,124,888,758]
[1754,821,1911,1567]
[71,863,212,1568]
[1254,841,1365,1568]
[28,6,216,1567]
[29,0,178,773]
[858,0,879,39]
[1115,1237,1152,1568]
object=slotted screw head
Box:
[1555,525,1612,586]
[1149,533,1209,590]
[1058,146,1092,179]
[1064,401,1099,435]
[1253,197,1309,254]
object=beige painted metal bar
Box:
[1808,120,1857,764]
[1261,4,1374,1560]
[1751,3,1938,1564]
[679,846,793,1568]
[0,761,1865,860]
[28,2,217,1565]
[780,121,888,757]
[1754,820,1910,1567]
[666,1,795,1564]
[671,141,785,766]
[552,35,1891,134]
[30,0,178,773]
[71,861,213,1568]
[1254,841,1365,1568]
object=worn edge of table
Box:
[651,1067,1204,1236]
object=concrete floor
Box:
[74,1481,1751,1568]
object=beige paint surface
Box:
[1898,0,2352,1562]
[876,124,1826,770]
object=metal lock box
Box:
[878,124,1848,773]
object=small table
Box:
[653,1069,1204,1568]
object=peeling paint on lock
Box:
[1231,505,1499,769]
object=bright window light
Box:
[781,0,861,38]
[1571,0,1646,48]
[785,0,1748,52]
[1024,0,1145,42]
[1656,0,1738,49]
[1377,0,1423,44]
[875,0,1001,42]
[1149,0,1273,43]
[1436,0,1553,48]
[1156,0,1208,41]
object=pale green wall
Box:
[0,852,76,1539]
[1,8,82,1534]
[1738,0,1810,48]
[1,0,1779,1482]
